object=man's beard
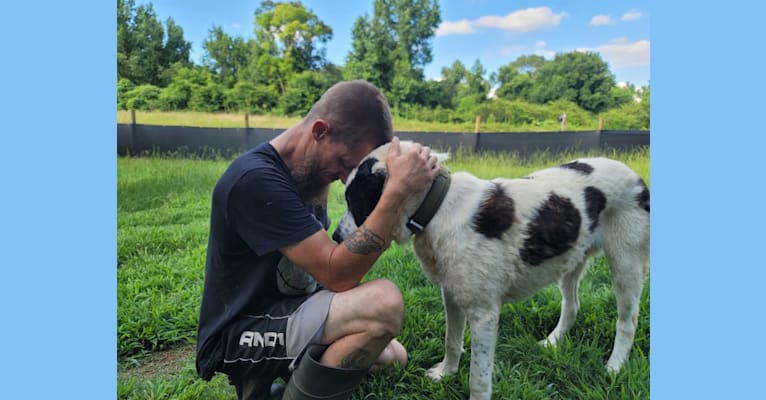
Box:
[292,157,330,205]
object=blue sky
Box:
[147,0,649,86]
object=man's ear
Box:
[311,119,330,140]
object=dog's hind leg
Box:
[540,258,590,348]
[465,305,501,400]
[604,213,649,373]
[427,288,466,381]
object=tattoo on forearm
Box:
[340,348,372,369]
[344,225,385,255]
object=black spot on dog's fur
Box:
[560,161,594,175]
[472,183,515,239]
[585,186,607,232]
[345,158,386,226]
[637,178,650,212]
[521,194,581,266]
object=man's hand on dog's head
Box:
[384,137,441,200]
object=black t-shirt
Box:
[196,142,329,379]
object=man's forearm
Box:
[325,190,404,291]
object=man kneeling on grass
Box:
[195,80,441,399]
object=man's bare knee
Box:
[363,280,404,336]
[322,279,404,344]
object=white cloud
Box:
[597,39,650,67]
[534,41,547,48]
[590,15,613,26]
[621,11,643,21]
[437,7,567,36]
[435,19,475,36]
[474,7,567,32]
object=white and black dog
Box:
[333,141,649,400]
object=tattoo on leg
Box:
[344,225,385,255]
[340,348,372,369]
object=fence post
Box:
[130,109,136,125]
[474,115,481,133]
[245,113,250,129]
[597,117,603,132]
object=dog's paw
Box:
[538,337,558,348]
[606,356,625,374]
[426,361,457,381]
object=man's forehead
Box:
[349,141,377,162]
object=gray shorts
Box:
[217,290,335,383]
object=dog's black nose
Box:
[332,229,343,243]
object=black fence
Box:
[117,124,649,157]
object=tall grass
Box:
[117,148,650,399]
[116,110,608,132]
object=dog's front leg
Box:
[427,287,466,381]
[466,306,500,400]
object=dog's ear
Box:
[345,158,387,227]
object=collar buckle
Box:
[406,219,425,233]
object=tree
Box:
[162,18,191,71]
[224,81,279,113]
[117,0,191,87]
[344,0,440,97]
[246,0,332,93]
[279,70,335,115]
[493,55,547,101]
[156,66,212,110]
[344,15,396,91]
[529,51,617,113]
[464,60,490,103]
[203,26,250,88]
[508,54,547,76]
[434,60,468,108]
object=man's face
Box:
[292,138,374,203]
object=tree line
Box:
[117,0,649,130]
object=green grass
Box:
[117,148,650,399]
[117,110,605,132]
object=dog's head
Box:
[332,141,448,244]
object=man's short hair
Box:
[304,80,393,149]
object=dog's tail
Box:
[582,158,649,216]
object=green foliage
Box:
[464,60,491,103]
[189,81,226,112]
[115,1,648,130]
[155,67,220,111]
[398,97,597,131]
[203,26,250,88]
[344,15,395,90]
[531,52,617,113]
[118,78,136,110]
[224,81,279,114]
[345,0,440,100]
[255,1,332,72]
[243,0,333,96]
[600,101,649,130]
[278,70,335,116]
[124,84,162,110]
[495,52,629,114]
[117,0,191,86]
